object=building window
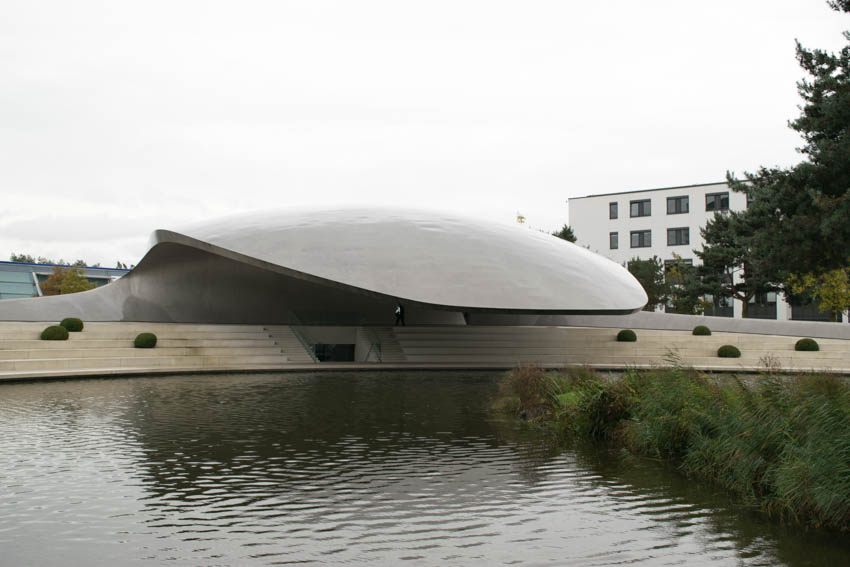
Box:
[667,227,689,246]
[609,202,618,219]
[705,192,729,212]
[630,230,651,248]
[630,199,651,217]
[667,195,689,215]
[610,232,618,249]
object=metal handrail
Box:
[363,327,383,363]
[289,325,319,363]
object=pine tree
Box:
[695,212,777,318]
[552,224,577,243]
[627,257,668,311]
[9,253,36,263]
[729,1,850,277]
[665,255,706,315]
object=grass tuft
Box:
[501,365,850,532]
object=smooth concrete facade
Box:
[0,209,648,324]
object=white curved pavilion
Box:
[0,208,647,324]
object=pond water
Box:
[0,371,847,566]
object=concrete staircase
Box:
[393,326,850,372]
[367,327,407,362]
[0,322,312,380]
[2,322,848,379]
[265,326,318,364]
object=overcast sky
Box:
[1,0,847,267]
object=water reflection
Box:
[0,372,847,566]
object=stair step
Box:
[0,354,289,372]
[0,346,284,360]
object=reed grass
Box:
[501,364,850,532]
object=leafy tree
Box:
[8,254,86,266]
[728,0,850,277]
[40,266,96,296]
[59,267,96,294]
[627,256,667,311]
[552,224,577,243]
[40,266,66,296]
[10,253,36,263]
[787,267,850,321]
[695,212,777,318]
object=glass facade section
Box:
[0,262,129,301]
[0,271,37,300]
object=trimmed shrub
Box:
[692,325,711,336]
[717,345,741,358]
[40,325,69,341]
[795,338,820,352]
[60,317,84,332]
[134,332,157,348]
[617,329,637,342]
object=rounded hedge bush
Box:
[40,325,69,341]
[692,325,711,336]
[134,332,157,349]
[795,338,820,352]
[617,329,637,342]
[60,317,84,332]
[717,345,741,358]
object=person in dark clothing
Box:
[394,303,405,326]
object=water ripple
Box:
[0,372,848,566]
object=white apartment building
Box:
[568,181,805,321]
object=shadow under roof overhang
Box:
[0,229,647,324]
